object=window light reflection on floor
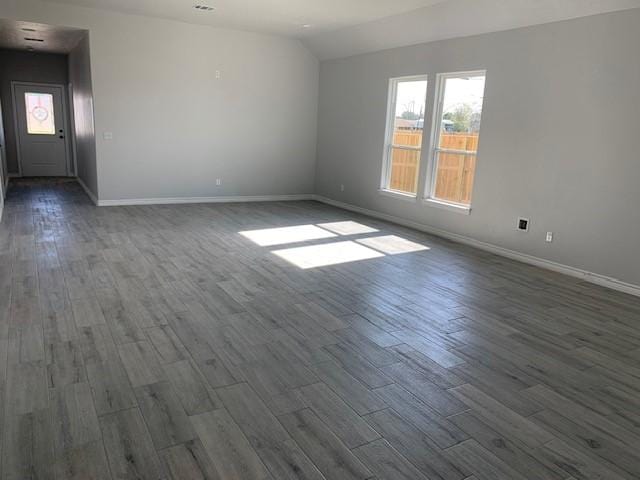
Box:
[357,235,430,255]
[239,225,336,246]
[317,221,379,235]
[272,240,384,269]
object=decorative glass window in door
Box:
[25,92,55,135]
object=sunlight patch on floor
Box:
[317,221,379,235]
[357,235,429,255]
[239,225,336,246]
[272,241,384,269]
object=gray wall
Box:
[0,96,6,219]
[316,9,640,287]
[68,33,98,198]
[0,49,69,173]
[1,0,319,201]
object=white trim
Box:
[312,194,640,298]
[378,189,418,202]
[68,83,79,176]
[423,198,471,215]
[76,177,98,205]
[10,83,22,177]
[96,194,314,207]
[390,145,421,151]
[424,70,486,206]
[380,75,428,192]
[11,81,74,177]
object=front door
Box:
[14,83,70,176]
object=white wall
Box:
[0,0,319,201]
[68,33,98,198]
[315,9,640,287]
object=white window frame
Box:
[424,70,486,213]
[380,75,428,199]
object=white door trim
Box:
[11,81,73,177]
[68,83,78,176]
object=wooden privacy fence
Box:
[388,130,422,194]
[389,130,479,204]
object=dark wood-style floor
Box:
[1,178,639,480]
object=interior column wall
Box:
[68,33,97,198]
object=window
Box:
[427,72,486,207]
[25,92,56,135]
[381,76,428,196]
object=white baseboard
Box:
[76,178,314,207]
[96,193,314,207]
[312,195,640,298]
[76,177,99,206]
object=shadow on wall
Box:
[68,30,98,200]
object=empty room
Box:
[1,0,640,479]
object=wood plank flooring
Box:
[1,177,640,479]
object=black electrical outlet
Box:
[518,218,530,232]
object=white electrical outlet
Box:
[215,70,221,79]
[103,132,113,140]
[216,178,222,186]
[340,184,345,192]
[546,232,553,243]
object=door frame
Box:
[11,81,73,177]
[0,95,7,197]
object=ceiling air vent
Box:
[193,4,216,11]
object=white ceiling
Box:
[38,0,450,37]
[0,19,86,53]
[304,0,640,59]
[15,0,640,59]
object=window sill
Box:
[423,198,471,215]
[378,189,418,203]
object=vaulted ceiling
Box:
[30,0,640,59]
[302,0,640,59]
[37,0,450,37]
